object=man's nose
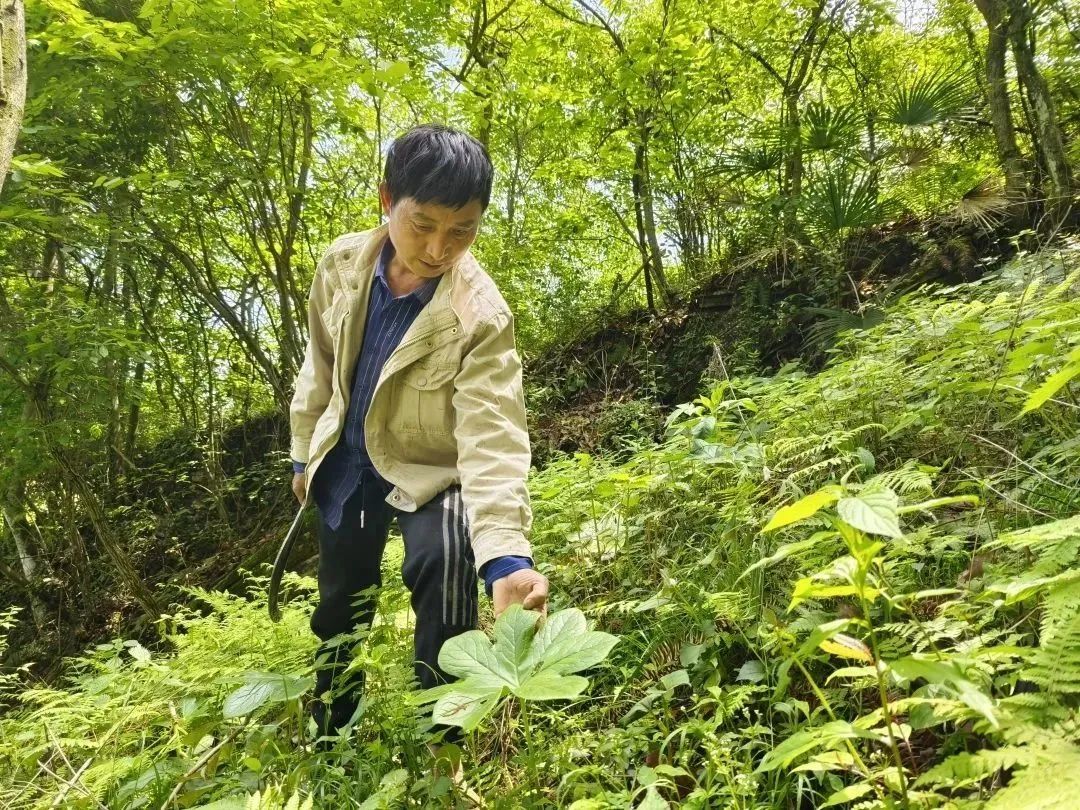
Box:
[426,233,449,261]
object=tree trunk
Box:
[126,266,165,451]
[782,89,804,199]
[124,357,145,453]
[3,484,47,630]
[477,95,494,151]
[1005,0,1073,218]
[0,0,27,194]
[373,92,383,220]
[499,124,523,276]
[632,115,673,309]
[274,92,314,384]
[780,89,805,247]
[102,196,133,481]
[973,0,1030,206]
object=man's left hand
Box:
[493,569,549,618]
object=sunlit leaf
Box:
[424,606,618,730]
[1021,354,1080,414]
[819,634,874,663]
[763,487,842,533]
[837,490,902,538]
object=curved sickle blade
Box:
[268,503,309,622]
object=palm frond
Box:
[720,140,784,179]
[887,68,974,128]
[802,101,861,152]
[894,144,934,170]
[801,169,887,236]
[802,305,887,353]
[954,177,1010,229]
[718,188,749,209]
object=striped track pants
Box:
[309,469,478,737]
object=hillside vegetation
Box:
[2,239,1077,808]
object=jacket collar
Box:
[373,236,440,306]
[350,222,469,328]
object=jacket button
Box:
[417,376,428,386]
[392,494,400,501]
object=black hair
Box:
[383,124,493,211]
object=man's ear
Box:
[378,182,393,216]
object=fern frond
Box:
[1023,579,1080,695]
[644,638,682,678]
[985,740,1080,809]
[790,456,849,481]
[644,629,708,678]
[868,462,935,496]
[916,746,1032,788]
[709,685,759,725]
[985,514,1080,555]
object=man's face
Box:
[379,183,484,279]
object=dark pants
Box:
[309,469,479,742]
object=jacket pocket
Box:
[393,362,456,435]
[320,291,347,338]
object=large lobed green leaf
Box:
[427,606,619,731]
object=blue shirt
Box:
[307,238,437,530]
[293,238,531,595]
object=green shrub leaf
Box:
[763,487,842,533]
[837,490,902,538]
[1021,357,1080,414]
[222,672,312,719]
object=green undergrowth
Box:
[2,239,1079,808]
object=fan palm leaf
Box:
[893,144,934,170]
[887,68,973,128]
[803,305,887,353]
[954,177,1010,229]
[720,140,784,179]
[802,101,861,152]
[801,168,887,236]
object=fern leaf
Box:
[1023,579,1080,695]
[985,741,1080,809]
[916,747,1032,788]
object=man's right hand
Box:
[292,472,307,505]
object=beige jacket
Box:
[289,223,533,573]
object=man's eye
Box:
[454,229,471,237]
[413,222,433,232]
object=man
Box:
[288,124,549,750]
